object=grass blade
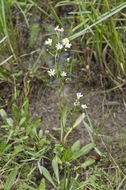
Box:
[70,2,126,40]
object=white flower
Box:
[61,71,67,77]
[45,38,52,46]
[65,42,72,48]
[45,130,49,134]
[48,69,56,77]
[54,25,64,32]
[76,92,83,99]
[74,100,80,106]
[54,25,59,31]
[56,43,63,50]
[59,28,64,32]
[66,58,70,62]
[62,38,69,45]
[81,104,87,109]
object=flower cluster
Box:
[74,92,88,110]
[55,37,71,51]
[74,92,83,106]
[45,25,72,78]
[45,25,72,51]
[47,69,67,78]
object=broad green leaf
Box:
[39,178,46,190]
[69,177,80,189]
[12,104,20,122]
[12,145,23,156]
[69,143,94,162]
[71,140,80,153]
[4,167,18,190]
[23,98,29,114]
[80,159,95,169]
[52,159,60,184]
[32,118,41,128]
[19,117,26,126]
[83,121,94,143]
[54,155,62,164]
[0,109,7,119]
[38,163,55,188]
[61,106,67,129]
[73,113,85,128]
[38,129,43,139]
[0,141,7,153]
[41,166,55,187]
[64,113,85,141]
[6,118,13,127]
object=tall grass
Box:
[56,0,126,85]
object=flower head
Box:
[61,71,67,77]
[76,92,83,100]
[56,43,63,50]
[74,100,80,106]
[62,38,69,45]
[45,38,52,46]
[66,57,70,62]
[54,25,64,32]
[48,69,56,77]
[81,104,87,109]
[65,42,72,49]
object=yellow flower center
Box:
[64,38,68,42]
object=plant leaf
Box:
[4,167,18,190]
[69,143,94,162]
[64,113,85,142]
[81,159,95,169]
[52,159,60,184]
[0,141,7,153]
[19,117,26,127]
[6,118,13,127]
[71,140,80,153]
[0,109,7,119]
[39,178,46,190]
[12,104,20,122]
[38,163,55,188]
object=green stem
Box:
[55,53,64,145]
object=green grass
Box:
[55,0,126,84]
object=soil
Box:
[28,81,126,189]
[28,81,126,154]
